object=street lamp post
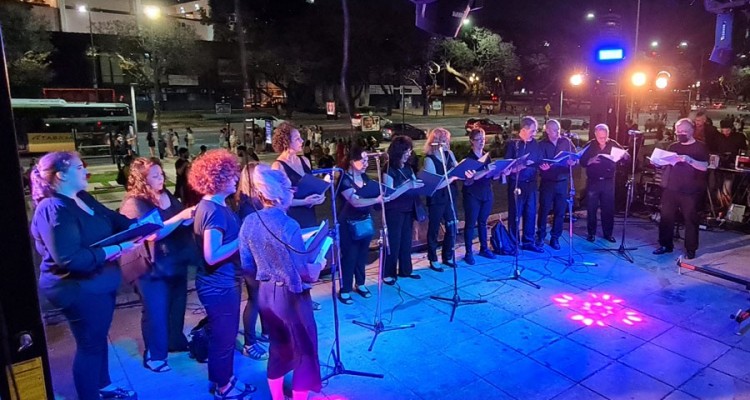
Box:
[130,83,140,155]
[78,6,98,92]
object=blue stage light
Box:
[597,48,624,62]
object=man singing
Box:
[504,116,543,253]
[652,118,709,259]
[580,124,624,243]
[536,119,576,250]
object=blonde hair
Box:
[125,157,162,206]
[31,151,78,205]
[252,163,293,209]
[424,127,451,155]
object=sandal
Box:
[383,277,396,286]
[242,343,269,360]
[99,387,137,399]
[143,350,171,373]
[256,334,270,343]
[338,293,354,305]
[355,285,372,298]
[312,301,322,311]
[214,377,255,400]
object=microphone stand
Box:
[352,155,415,351]
[488,150,540,289]
[322,169,382,380]
[596,135,638,263]
[430,144,487,322]
[554,157,597,272]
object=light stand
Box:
[321,169,382,380]
[596,133,639,263]
[430,145,487,322]
[555,159,597,272]
[352,155,415,351]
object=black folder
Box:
[91,223,162,247]
[294,174,331,199]
[415,170,447,196]
[447,158,486,179]
[356,180,396,199]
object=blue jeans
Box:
[136,274,188,360]
[197,283,240,387]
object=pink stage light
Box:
[552,292,645,329]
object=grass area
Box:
[88,172,119,184]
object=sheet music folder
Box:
[294,174,330,199]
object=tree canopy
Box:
[0,2,53,96]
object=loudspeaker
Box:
[588,92,624,142]
[710,12,734,65]
[413,0,480,37]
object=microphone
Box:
[628,130,644,135]
[312,167,343,175]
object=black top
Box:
[462,151,493,201]
[175,158,189,198]
[504,139,543,182]
[539,136,575,182]
[31,192,134,297]
[386,165,418,213]
[663,141,709,194]
[714,131,748,157]
[338,173,375,221]
[318,155,335,169]
[120,192,196,277]
[426,152,457,205]
[193,199,241,291]
[580,139,623,180]
[278,159,318,228]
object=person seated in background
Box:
[714,119,748,166]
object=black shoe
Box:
[652,246,673,255]
[99,387,137,400]
[442,260,457,268]
[478,249,496,259]
[429,261,444,272]
[399,273,422,280]
[534,238,544,248]
[521,243,544,253]
[383,276,397,285]
[686,250,696,259]
[604,236,617,243]
[549,238,561,250]
[464,252,476,265]
[586,235,595,242]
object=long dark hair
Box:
[387,135,413,170]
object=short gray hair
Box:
[253,163,292,209]
[594,123,610,135]
[520,116,538,130]
[546,119,561,130]
[676,118,695,133]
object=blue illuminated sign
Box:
[597,48,624,61]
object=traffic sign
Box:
[215,102,232,115]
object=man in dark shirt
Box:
[580,123,625,243]
[652,118,709,259]
[694,110,720,153]
[714,119,748,163]
[536,119,576,250]
[504,116,544,252]
[318,147,335,169]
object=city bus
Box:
[11,98,133,159]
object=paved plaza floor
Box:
[45,214,750,400]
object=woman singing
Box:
[383,136,425,284]
[241,164,324,400]
[423,128,460,270]
[119,158,197,372]
[30,152,137,400]
[189,149,255,400]
[235,163,269,361]
[462,129,496,265]
[272,122,325,229]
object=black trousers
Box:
[385,209,414,278]
[427,201,456,263]
[339,219,372,293]
[659,188,701,252]
[537,180,569,241]
[507,180,538,245]
[136,274,189,360]
[463,193,493,253]
[243,273,266,345]
[196,284,240,387]
[586,178,615,237]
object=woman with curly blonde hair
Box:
[272,122,325,228]
[189,149,256,400]
[119,157,197,373]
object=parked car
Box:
[381,123,426,141]
[711,102,726,109]
[738,103,748,111]
[244,113,285,129]
[465,118,504,135]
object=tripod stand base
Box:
[596,246,637,263]
[430,294,487,322]
[553,255,597,272]
[321,357,384,381]
[488,269,541,289]
[352,319,416,352]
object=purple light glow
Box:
[552,292,644,328]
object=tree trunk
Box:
[463,92,471,114]
[153,58,162,136]
[422,84,429,116]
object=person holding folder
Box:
[536,119,576,250]
[272,122,325,229]
[241,164,325,400]
[383,136,425,284]
[30,152,138,400]
[423,127,461,271]
[462,129,496,265]
[504,116,544,253]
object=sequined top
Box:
[240,207,312,293]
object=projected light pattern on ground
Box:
[553,293,644,328]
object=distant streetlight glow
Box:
[462,18,470,26]
[650,41,658,48]
[586,12,595,20]
[679,41,688,48]
[143,5,161,20]
[570,74,584,86]
[655,71,671,89]
[631,72,647,87]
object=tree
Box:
[96,19,203,133]
[434,27,520,114]
[0,2,53,96]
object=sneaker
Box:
[478,249,496,259]
[464,252,476,265]
[242,343,269,360]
